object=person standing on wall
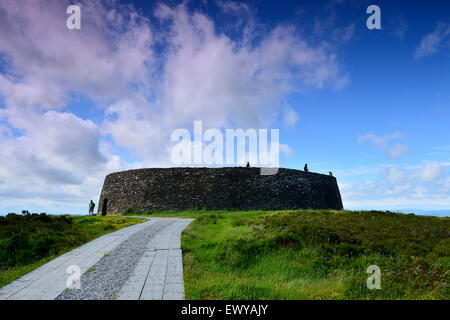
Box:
[89,200,95,216]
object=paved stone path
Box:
[0,217,193,300]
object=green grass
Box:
[134,209,449,300]
[0,213,145,288]
[4,209,446,299]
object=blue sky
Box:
[0,0,449,215]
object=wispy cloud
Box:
[414,22,450,59]
[358,132,409,159]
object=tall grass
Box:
[176,209,449,299]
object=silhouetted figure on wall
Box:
[246,161,250,168]
[329,171,333,177]
[304,163,308,172]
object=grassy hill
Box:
[132,209,449,299]
[2,209,448,299]
[0,213,145,288]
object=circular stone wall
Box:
[97,167,343,215]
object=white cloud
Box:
[279,144,294,157]
[444,177,450,192]
[385,183,411,196]
[386,143,409,159]
[344,197,450,211]
[358,132,404,147]
[0,108,111,213]
[0,0,154,213]
[414,23,450,59]
[340,161,449,210]
[412,186,428,199]
[282,106,300,129]
[341,180,377,199]
[393,22,408,39]
[383,166,405,185]
[333,165,381,177]
[0,0,348,213]
[105,2,347,160]
[0,109,105,176]
[358,132,408,159]
[0,1,154,108]
[412,161,443,182]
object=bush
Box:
[231,218,250,227]
[0,214,81,268]
[254,210,449,258]
[197,214,223,225]
[122,208,152,216]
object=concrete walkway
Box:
[0,217,193,300]
[117,219,192,300]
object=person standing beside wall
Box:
[89,200,95,216]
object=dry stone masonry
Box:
[97,167,343,215]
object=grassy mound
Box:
[178,209,449,299]
[0,213,145,288]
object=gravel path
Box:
[56,219,173,300]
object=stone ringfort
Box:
[97,167,343,215]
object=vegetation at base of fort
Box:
[0,213,145,288]
[122,208,154,216]
[133,209,449,300]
